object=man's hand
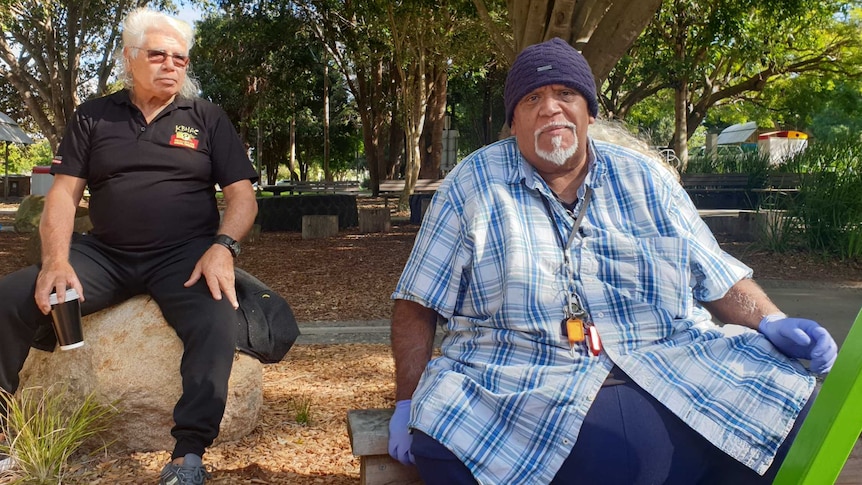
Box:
[34,261,84,315]
[759,314,838,374]
[35,174,87,315]
[184,244,238,309]
[388,399,415,465]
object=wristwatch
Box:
[213,234,241,257]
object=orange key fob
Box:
[566,318,585,344]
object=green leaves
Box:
[0,385,118,484]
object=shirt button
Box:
[140,127,146,132]
[562,438,571,445]
[598,312,605,318]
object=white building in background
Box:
[709,122,808,165]
[716,121,759,145]
[757,130,808,165]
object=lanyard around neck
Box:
[540,185,594,322]
[542,186,593,252]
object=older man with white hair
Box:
[0,8,257,484]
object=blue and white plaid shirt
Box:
[392,137,814,484]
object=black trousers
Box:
[0,234,237,459]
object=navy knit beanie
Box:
[504,38,598,125]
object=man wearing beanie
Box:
[388,37,835,484]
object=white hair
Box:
[118,8,200,98]
[589,119,679,179]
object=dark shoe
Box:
[158,453,211,485]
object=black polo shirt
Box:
[53,90,257,251]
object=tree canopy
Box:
[473,0,662,84]
[605,0,862,167]
[2,0,861,182]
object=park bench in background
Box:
[262,180,361,196]
[379,179,442,208]
[681,172,801,210]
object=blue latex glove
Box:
[388,399,415,465]
[759,314,838,374]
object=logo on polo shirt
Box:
[170,125,200,149]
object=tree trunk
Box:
[387,69,404,180]
[479,0,661,87]
[481,76,493,145]
[0,1,130,153]
[579,0,663,85]
[397,55,429,211]
[673,81,689,172]
[323,54,331,181]
[420,64,447,179]
[354,59,387,195]
[308,5,391,196]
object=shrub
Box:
[789,138,862,259]
[0,386,117,484]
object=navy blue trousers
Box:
[412,371,816,485]
[0,234,236,459]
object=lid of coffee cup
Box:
[49,288,79,305]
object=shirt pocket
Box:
[590,234,691,319]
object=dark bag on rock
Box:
[235,268,300,364]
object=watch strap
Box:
[213,234,240,257]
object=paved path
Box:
[296,279,862,346]
[296,319,391,345]
[723,279,862,345]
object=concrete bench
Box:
[347,408,422,484]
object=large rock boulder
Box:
[24,214,93,265]
[14,195,46,233]
[17,195,92,264]
[18,295,264,453]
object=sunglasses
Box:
[132,47,190,68]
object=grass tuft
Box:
[290,396,313,426]
[0,385,118,484]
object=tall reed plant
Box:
[788,137,862,259]
[0,386,117,484]
[685,137,861,259]
[755,194,803,253]
[685,149,772,180]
